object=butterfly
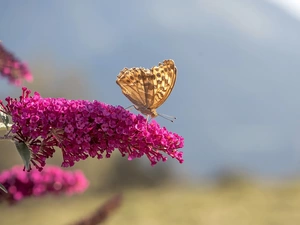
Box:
[116,59,177,122]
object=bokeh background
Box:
[1,0,300,224]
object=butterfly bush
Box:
[0,87,184,171]
[0,165,89,204]
[0,42,33,86]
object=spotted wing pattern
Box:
[116,59,177,117]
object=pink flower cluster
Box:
[0,42,33,86]
[0,165,89,204]
[0,88,184,171]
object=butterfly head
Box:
[134,105,176,122]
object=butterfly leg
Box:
[125,105,135,110]
[144,115,151,131]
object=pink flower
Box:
[0,42,33,86]
[0,88,184,171]
[0,165,89,204]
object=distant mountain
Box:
[1,0,300,178]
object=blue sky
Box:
[2,0,300,178]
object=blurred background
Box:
[1,0,300,224]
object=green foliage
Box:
[15,141,31,171]
[0,112,10,130]
[0,183,7,193]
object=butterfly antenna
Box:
[158,113,176,123]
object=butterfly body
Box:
[116,59,177,119]
[133,105,158,118]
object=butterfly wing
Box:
[116,67,150,109]
[149,59,177,109]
